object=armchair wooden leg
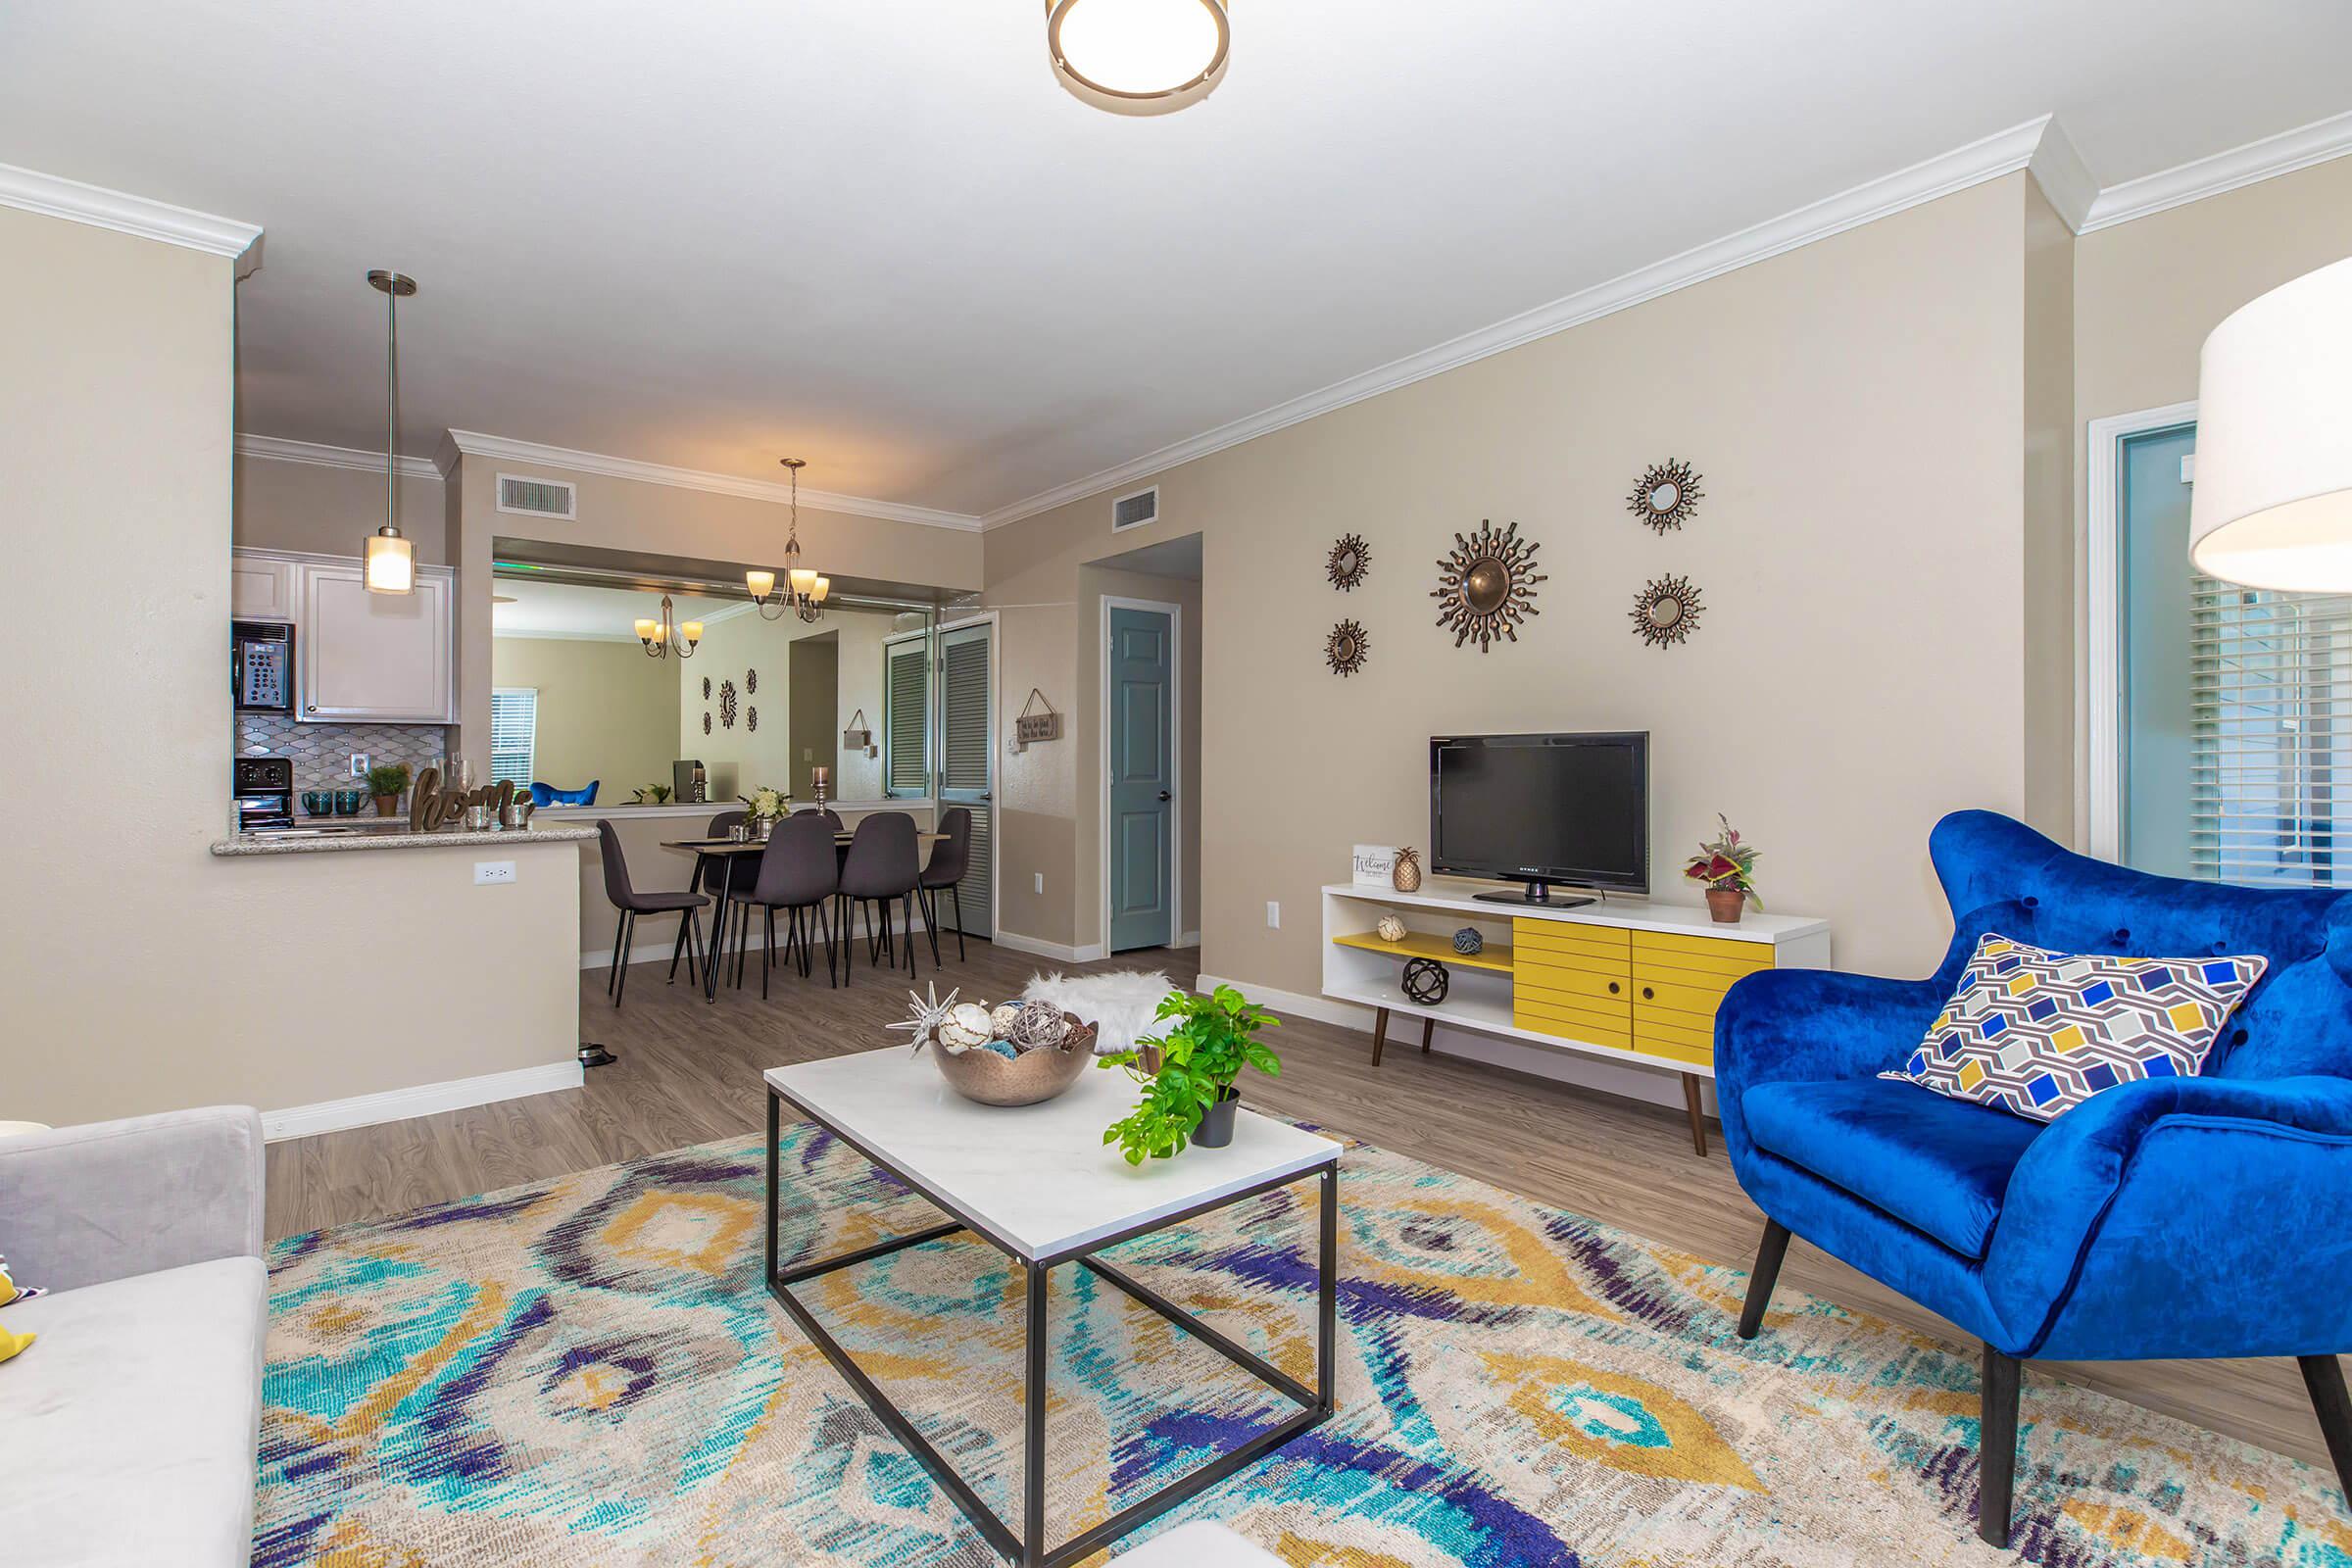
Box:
[1979,1345,2022,1549]
[2298,1354,2352,1500]
[1371,1006,1389,1067]
[1736,1218,1789,1340]
[1682,1073,1708,1156]
[1420,1016,1434,1054]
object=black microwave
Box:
[233,620,294,712]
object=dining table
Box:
[662,830,948,1003]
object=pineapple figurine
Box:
[1392,847,1423,893]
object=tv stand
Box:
[1471,879,1593,909]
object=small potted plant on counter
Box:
[1685,813,1761,923]
[742,786,791,838]
[365,761,412,817]
[1100,983,1282,1163]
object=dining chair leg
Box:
[951,883,965,961]
[734,897,752,990]
[920,886,942,966]
[837,897,854,987]
[904,891,920,980]
[608,908,627,996]
[613,911,635,1008]
[761,906,775,1002]
[685,909,704,986]
[667,911,691,984]
[820,900,837,988]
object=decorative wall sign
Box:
[1628,460,1704,533]
[1433,519,1544,651]
[1632,572,1704,648]
[702,676,712,701]
[1351,844,1398,887]
[1012,688,1062,752]
[1402,956,1450,1005]
[1326,532,1369,591]
[703,711,712,735]
[719,679,739,728]
[1325,617,1368,676]
[746,706,758,732]
[745,667,758,695]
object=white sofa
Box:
[0,1107,267,1565]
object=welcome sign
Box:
[1352,845,1397,887]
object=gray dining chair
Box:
[595,819,710,1007]
[918,807,973,964]
[836,811,921,986]
[796,807,846,831]
[741,813,841,993]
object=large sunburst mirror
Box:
[1628,459,1704,534]
[1433,518,1545,651]
[1632,572,1704,648]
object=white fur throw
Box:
[1021,969,1176,1056]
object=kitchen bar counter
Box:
[210,823,599,858]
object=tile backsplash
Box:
[236,714,454,795]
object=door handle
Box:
[1156,790,1171,802]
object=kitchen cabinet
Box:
[298,561,455,722]
[229,553,298,620]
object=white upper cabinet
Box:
[297,560,455,722]
[228,554,298,620]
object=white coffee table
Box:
[762,1048,1341,1568]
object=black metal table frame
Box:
[763,1084,1339,1568]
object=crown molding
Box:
[0,162,263,275]
[2080,108,2352,233]
[981,117,2057,528]
[442,429,984,532]
[237,433,438,481]
[2026,115,2097,232]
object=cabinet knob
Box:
[1642,986,1655,1000]
[1607,981,1620,995]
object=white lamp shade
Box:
[364,527,415,594]
[2188,254,2352,590]
[745,569,776,599]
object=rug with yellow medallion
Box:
[255,1123,2347,1565]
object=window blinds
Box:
[2188,579,2352,887]
[883,641,930,796]
[489,688,538,790]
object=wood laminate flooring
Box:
[266,931,2338,1469]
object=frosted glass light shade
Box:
[745,569,776,599]
[364,526,415,594]
[680,621,703,645]
[788,567,818,597]
[2188,255,2352,590]
[811,576,830,604]
[635,618,659,642]
[1047,0,1228,115]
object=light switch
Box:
[1266,901,1280,929]
[1033,871,1044,894]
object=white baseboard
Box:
[1194,971,1701,1115]
[994,929,1107,964]
[262,1060,584,1142]
[1177,930,1201,948]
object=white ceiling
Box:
[491,579,741,642]
[4,1,2349,519]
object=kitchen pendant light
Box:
[1046,0,1228,116]
[363,270,417,595]
[748,459,830,623]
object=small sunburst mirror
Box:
[1326,617,1368,676]
[1629,460,1704,534]
[1434,519,1544,651]
[1632,572,1704,648]
[1327,532,1369,591]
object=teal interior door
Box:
[1107,604,1174,953]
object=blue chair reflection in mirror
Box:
[529,780,600,808]
[1717,810,2352,1548]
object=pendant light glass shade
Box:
[363,270,418,595]
[1046,0,1228,116]
[2188,255,2352,590]
[365,526,416,594]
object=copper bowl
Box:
[928,1013,1098,1107]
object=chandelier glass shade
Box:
[1046,0,1228,116]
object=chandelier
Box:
[747,458,829,623]
[634,595,702,660]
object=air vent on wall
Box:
[497,473,576,520]
[1112,485,1159,531]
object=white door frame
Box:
[936,609,1000,945]
[2084,398,2198,862]
[1100,595,1183,956]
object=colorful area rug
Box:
[256,1123,2348,1565]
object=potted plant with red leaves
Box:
[1684,814,1761,924]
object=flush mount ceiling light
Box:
[1046,0,1229,116]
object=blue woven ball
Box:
[1452,926,1484,956]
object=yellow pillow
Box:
[0,1252,34,1363]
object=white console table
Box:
[1321,877,1831,1154]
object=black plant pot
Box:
[1194,1090,1240,1149]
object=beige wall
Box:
[492,635,681,801]
[678,607,899,803]
[2021,179,2078,841]
[2,205,578,1127]
[985,174,2052,995]
[234,453,448,564]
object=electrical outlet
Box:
[350,754,370,777]
[1033,871,1044,895]
[474,860,516,886]
[1266,901,1280,929]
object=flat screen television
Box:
[1429,732,1649,906]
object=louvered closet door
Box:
[937,623,994,939]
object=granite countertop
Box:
[209,823,600,858]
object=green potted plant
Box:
[1100,984,1282,1163]
[1684,813,1761,923]
[364,761,412,816]
[631,783,674,806]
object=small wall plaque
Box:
[1011,688,1063,752]
[1352,844,1398,887]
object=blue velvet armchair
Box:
[1717,809,2352,1546]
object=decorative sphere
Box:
[1402,956,1450,1005]
[1376,913,1407,943]
[1452,926,1483,956]
[990,1003,1022,1036]
[940,1004,994,1052]
[1010,1001,1070,1051]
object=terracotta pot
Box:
[372,794,401,816]
[1193,1089,1240,1148]
[1705,887,1746,924]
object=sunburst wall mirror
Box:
[1433,518,1544,651]
[1326,617,1368,675]
[1632,572,1704,648]
[1327,533,1369,591]
[1629,459,1704,534]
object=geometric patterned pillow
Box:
[1881,933,2268,1122]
